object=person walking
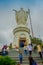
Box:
[19,51,23,64]
[27,44,33,56]
[29,56,37,65]
[24,46,28,55]
[37,44,42,59]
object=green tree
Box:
[9,43,12,49]
[30,36,42,45]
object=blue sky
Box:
[0,0,43,47]
[0,0,42,10]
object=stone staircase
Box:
[10,56,43,64]
[8,49,43,64]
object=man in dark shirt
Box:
[20,42,24,47]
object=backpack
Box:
[32,61,37,65]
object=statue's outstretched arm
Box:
[13,9,17,12]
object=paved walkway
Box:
[19,63,43,65]
[17,63,43,65]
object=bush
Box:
[41,44,43,48]
[11,60,16,65]
[34,46,37,50]
[0,56,16,65]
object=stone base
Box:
[13,26,31,47]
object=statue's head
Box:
[21,8,23,10]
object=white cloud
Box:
[0,29,14,47]
[0,10,16,46]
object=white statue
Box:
[13,8,30,25]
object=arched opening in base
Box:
[19,37,27,47]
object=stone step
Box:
[10,56,43,63]
[8,49,43,64]
[16,61,43,64]
[8,50,43,57]
[10,56,43,59]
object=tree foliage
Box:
[30,35,42,44]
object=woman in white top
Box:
[27,44,33,56]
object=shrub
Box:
[3,56,12,65]
[11,60,16,65]
[34,46,37,50]
[0,56,16,65]
[0,56,4,65]
[41,44,43,48]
